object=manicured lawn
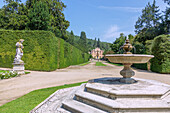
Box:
[0,82,87,113]
[108,62,123,66]
[79,61,91,66]
[96,62,107,66]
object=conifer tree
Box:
[79,31,87,52]
[93,37,97,48]
[97,38,101,48]
[134,0,161,44]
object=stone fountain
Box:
[30,40,170,113]
[106,39,154,84]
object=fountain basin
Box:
[106,54,154,64]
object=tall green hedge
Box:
[0,30,89,71]
[150,35,170,73]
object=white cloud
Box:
[102,25,134,42]
[103,25,120,40]
[89,27,94,31]
[98,6,143,13]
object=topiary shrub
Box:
[150,34,170,73]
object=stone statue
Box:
[14,39,24,63]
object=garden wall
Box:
[0,30,89,71]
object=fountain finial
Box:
[122,39,133,54]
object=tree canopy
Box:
[0,0,70,39]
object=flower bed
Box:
[0,71,18,79]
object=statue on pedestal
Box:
[13,39,25,74]
[14,39,24,64]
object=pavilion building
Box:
[90,47,104,59]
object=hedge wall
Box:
[150,35,170,74]
[0,30,89,71]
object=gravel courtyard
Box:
[0,61,169,106]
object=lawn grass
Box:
[0,70,8,73]
[79,61,91,66]
[108,62,123,66]
[96,62,107,66]
[0,81,87,113]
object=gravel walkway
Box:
[0,60,169,106]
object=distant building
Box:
[90,47,104,59]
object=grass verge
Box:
[96,62,107,66]
[0,81,87,113]
[79,61,91,66]
[108,62,123,66]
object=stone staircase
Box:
[60,78,170,113]
[30,78,170,113]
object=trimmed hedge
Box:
[132,63,147,70]
[132,40,153,70]
[132,35,170,73]
[150,35,170,73]
[0,30,89,71]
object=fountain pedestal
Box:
[120,63,136,83]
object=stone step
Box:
[62,100,107,113]
[85,83,164,99]
[56,108,71,113]
[75,91,170,112]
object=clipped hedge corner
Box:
[0,30,89,71]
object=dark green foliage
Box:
[78,31,87,53]
[28,1,50,30]
[66,30,74,45]
[132,63,148,70]
[0,30,89,71]
[97,38,101,48]
[150,35,170,73]
[134,0,162,44]
[93,38,97,48]
[110,33,126,53]
[0,0,70,40]
[65,31,111,52]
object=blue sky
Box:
[0,0,168,43]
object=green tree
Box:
[79,31,87,52]
[67,30,74,45]
[97,38,101,48]
[134,0,161,44]
[110,33,126,53]
[93,37,97,48]
[0,0,29,30]
[161,7,170,34]
[135,0,161,34]
[28,1,50,30]
[0,0,69,39]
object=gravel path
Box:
[0,60,169,106]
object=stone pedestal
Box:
[120,63,135,83]
[12,63,25,74]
